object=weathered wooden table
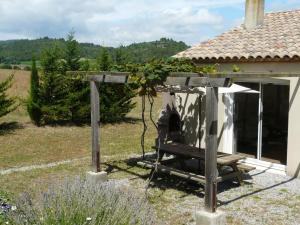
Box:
[138,142,254,185]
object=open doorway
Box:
[234,83,289,165]
[235,83,259,159]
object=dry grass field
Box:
[0,69,161,189]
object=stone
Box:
[86,171,108,183]
[195,209,226,225]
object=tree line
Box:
[1,33,136,125]
[0,37,188,65]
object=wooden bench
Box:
[141,142,253,185]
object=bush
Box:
[0,64,12,69]
[12,65,21,70]
[23,66,31,71]
[9,178,156,225]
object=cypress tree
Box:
[0,75,17,118]
[27,58,42,125]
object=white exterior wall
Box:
[165,62,300,178]
[215,62,300,178]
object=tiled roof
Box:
[175,10,300,63]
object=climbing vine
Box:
[113,58,217,97]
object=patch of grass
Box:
[226,216,243,225]
[279,188,289,193]
[251,195,262,202]
[0,69,162,169]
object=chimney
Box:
[244,0,265,30]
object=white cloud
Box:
[0,0,299,46]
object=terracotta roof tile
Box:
[175,10,300,62]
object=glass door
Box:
[235,82,289,165]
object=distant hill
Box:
[0,37,189,64]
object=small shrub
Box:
[23,66,32,71]
[0,64,12,69]
[12,65,21,70]
[9,178,156,225]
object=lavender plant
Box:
[0,191,13,224]
[8,178,156,225]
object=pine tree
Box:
[98,48,111,71]
[65,32,90,123]
[27,58,41,125]
[39,45,69,123]
[0,75,17,118]
[115,46,127,65]
[65,31,81,71]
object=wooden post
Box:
[90,81,101,173]
[204,87,218,213]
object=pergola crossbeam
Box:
[87,73,231,88]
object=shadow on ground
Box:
[0,122,24,135]
[104,155,252,203]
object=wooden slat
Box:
[88,75,104,82]
[137,161,206,185]
[88,75,129,83]
[189,77,231,87]
[104,75,128,83]
[169,72,200,77]
[237,163,256,172]
[155,86,204,94]
[164,77,188,86]
[153,143,245,165]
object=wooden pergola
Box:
[86,71,300,214]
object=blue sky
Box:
[0,0,299,47]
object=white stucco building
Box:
[167,0,300,177]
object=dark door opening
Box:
[234,83,289,165]
[235,83,259,159]
[261,84,289,165]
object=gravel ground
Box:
[218,170,300,225]
[125,168,300,225]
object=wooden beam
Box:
[103,75,128,83]
[88,74,129,83]
[155,86,204,94]
[87,73,231,87]
[188,77,231,87]
[205,87,218,213]
[234,77,290,85]
[168,72,200,77]
[137,161,206,185]
[164,77,231,87]
[206,72,300,78]
[90,81,101,172]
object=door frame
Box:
[223,79,290,172]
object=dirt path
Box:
[0,157,90,175]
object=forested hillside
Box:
[0,37,188,64]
